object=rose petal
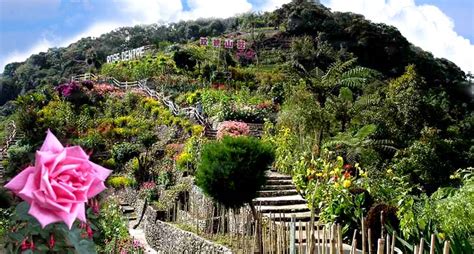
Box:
[65,146,89,160]
[39,164,57,200]
[5,166,35,192]
[32,191,71,213]
[86,181,106,198]
[16,172,37,202]
[29,202,63,228]
[40,130,64,153]
[89,162,112,180]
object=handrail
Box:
[1,120,17,155]
[70,73,209,127]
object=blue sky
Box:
[1,0,473,73]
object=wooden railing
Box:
[70,73,208,127]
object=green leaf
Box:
[354,124,376,139]
[8,232,24,242]
[15,202,30,221]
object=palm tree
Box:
[323,124,397,164]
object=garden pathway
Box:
[128,225,157,254]
[120,204,158,253]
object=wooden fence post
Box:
[430,234,436,254]
[377,239,385,254]
[443,241,450,254]
[290,214,296,254]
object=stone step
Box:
[263,211,313,222]
[258,204,310,214]
[262,184,295,191]
[254,195,307,206]
[266,179,293,185]
[257,189,298,197]
[121,206,135,214]
[266,173,292,181]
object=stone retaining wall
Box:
[145,206,232,254]
[117,188,232,253]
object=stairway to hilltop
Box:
[254,171,312,223]
[0,122,21,186]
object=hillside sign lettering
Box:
[107,46,145,63]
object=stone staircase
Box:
[0,124,22,186]
[254,171,311,222]
[253,171,330,248]
[120,203,138,223]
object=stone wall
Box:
[144,206,232,254]
[116,188,232,253]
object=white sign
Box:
[107,46,145,63]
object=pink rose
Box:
[5,130,112,229]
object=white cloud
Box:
[183,0,253,19]
[258,0,290,12]
[325,0,474,73]
[0,22,125,72]
[3,0,472,74]
[0,38,53,72]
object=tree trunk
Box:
[249,203,263,254]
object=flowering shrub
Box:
[293,151,370,228]
[56,81,81,97]
[217,121,250,139]
[138,181,158,201]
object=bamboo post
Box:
[418,238,424,254]
[330,224,337,254]
[270,213,274,254]
[414,245,419,254]
[386,234,390,254]
[390,232,396,254]
[351,239,358,254]
[377,239,385,254]
[263,215,267,253]
[443,241,450,254]
[368,229,373,254]
[362,218,366,254]
[317,224,321,254]
[430,234,436,254]
[299,221,303,254]
[337,224,343,254]
[308,222,312,254]
[323,226,327,254]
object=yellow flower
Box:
[316,173,323,177]
[343,180,352,188]
[360,169,368,177]
[438,233,445,240]
[334,182,340,188]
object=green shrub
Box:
[196,136,274,208]
[6,144,34,177]
[111,142,141,165]
[107,176,136,188]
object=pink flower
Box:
[5,130,112,229]
[216,121,250,139]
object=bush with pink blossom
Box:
[216,121,250,139]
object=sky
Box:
[0,0,473,74]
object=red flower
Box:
[21,239,29,250]
[343,171,351,179]
[343,164,352,170]
[87,225,94,239]
[49,234,55,249]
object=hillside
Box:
[0,0,473,252]
[0,1,470,107]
